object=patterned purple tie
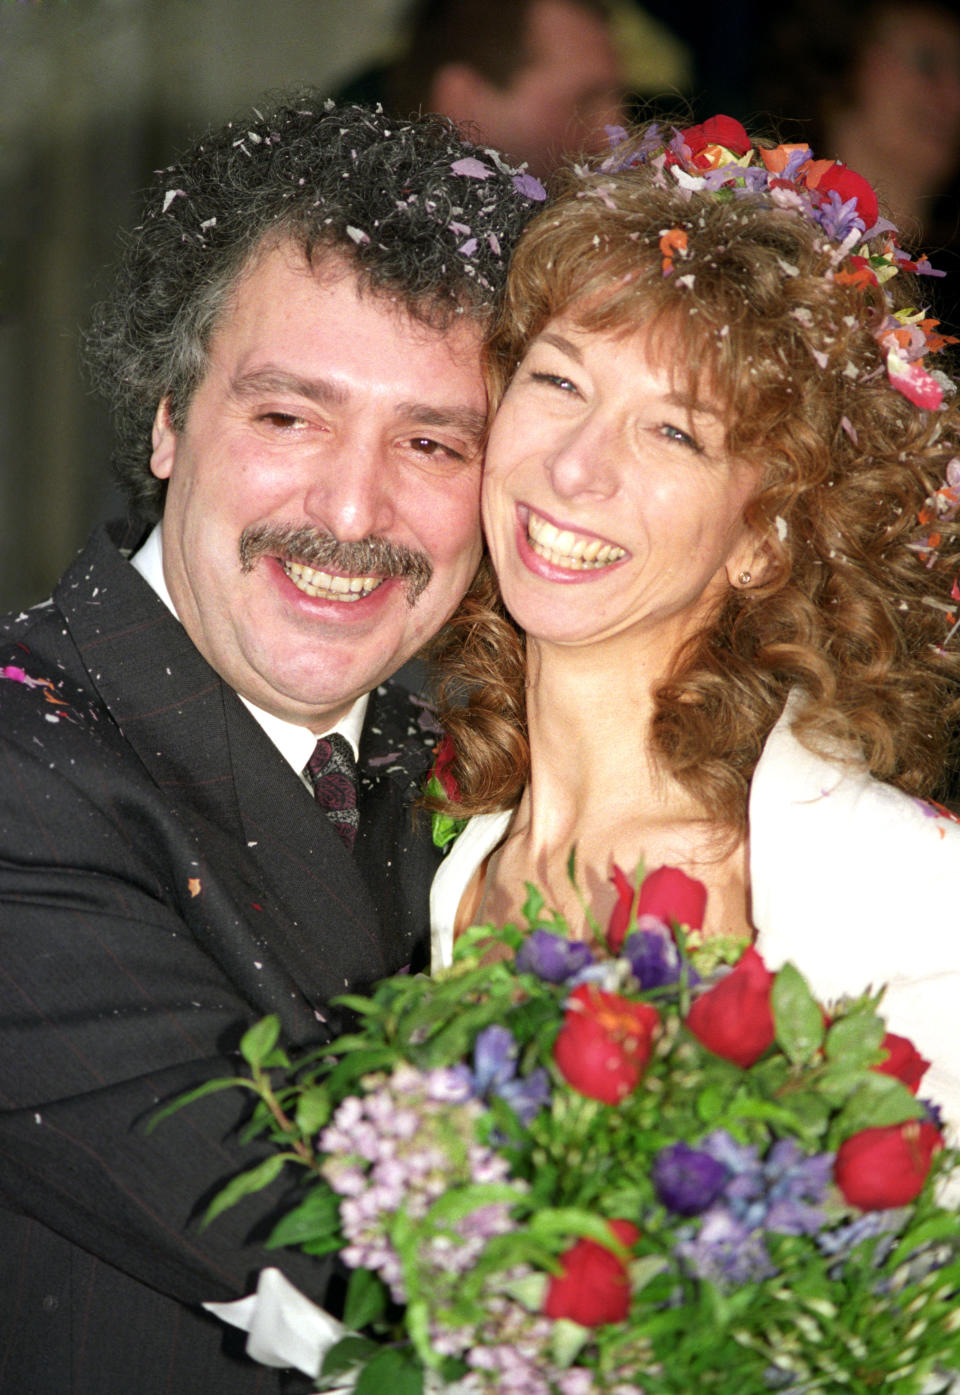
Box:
[304,733,359,850]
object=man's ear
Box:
[150,398,176,481]
[429,62,500,132]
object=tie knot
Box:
[305,733,359,850]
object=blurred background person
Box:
[752,0,960,322]
[336,0,693,176]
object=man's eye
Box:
[259,411,306,429]
[410,438,463,460]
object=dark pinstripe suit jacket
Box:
[0,523,442,1394]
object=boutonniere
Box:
[424,734,467,850]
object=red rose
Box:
[606,864,636,953]
[835,1120,943,1210]
[812,163,879,231]
[685,946,775,1068]
[681,115,751,162]
[429,734,459,800]
[637,865,707,933]
[873,1033,930,1094]
[554,984,659,1104]
[544,1219,640,1326]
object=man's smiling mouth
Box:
[282,559,382,601]
[527,509,626,570]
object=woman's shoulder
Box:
[429,811,513,970]
[749,701,960,1139]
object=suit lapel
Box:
[56,524,394,1019]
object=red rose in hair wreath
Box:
[680,115,751,166]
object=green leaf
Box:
[521,881,546,927]
[145,1075,254,1132]
[343,1266,388,1330]
[294,1085,331,1135]
[551,1317,589,1367]
[239,1015,281,1069]
[772,963,824,1065]
[831,1072,924,1142]
[824,1009,886,1068]
[321,1335,379,1379]
[266,1186,341,1248]
[354,1346,423,1395]
[202,1153,287,1227]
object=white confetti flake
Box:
[162,189,185,213]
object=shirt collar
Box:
[130,523,368,775]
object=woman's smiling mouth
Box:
[525,507,626,570]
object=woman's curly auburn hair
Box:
[427,128,960,831]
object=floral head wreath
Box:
[598,115,956,411]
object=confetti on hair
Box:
[594,116,957,409]
[659,227,688,275]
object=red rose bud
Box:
[636,865,707,933]
[874,1033,931,1094]
[430,734,459,800]
[685,945,775,1068]
[544,1219,640,1326]
[814,163,879,231]
[835,1120,943,1210]
[554,984,659,1104]
[681,115,751,161]
[606,864,637,953]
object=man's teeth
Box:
[283,560,382,600]
[527,512,626,570]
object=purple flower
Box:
[622,920,687,989]
[515,929,594,982]
[473,1025,518,1094]
[470,1024,550,1127]
[497,1068,551,1127]
[653,1142,729,1215]
[676,1206,776,1285]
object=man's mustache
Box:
[239,524,433,605]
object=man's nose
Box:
[302,441,397,542]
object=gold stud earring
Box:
[738,571,752,587]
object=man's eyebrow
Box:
[230,369,349,407]
[397,403,488,442]
[229,371,485,439]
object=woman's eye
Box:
[658,421,702,453]
[530,370,579,394]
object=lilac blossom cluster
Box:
[319,1062,522,1303]
[432,1276,625,1395]
[653,1130,834,1286]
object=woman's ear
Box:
[726,531,777,591]
[150,398,177,481]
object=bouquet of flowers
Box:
[171,864,960,1393]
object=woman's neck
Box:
[471,634,754,942]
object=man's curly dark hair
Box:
[85,94,544,520]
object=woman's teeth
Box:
[527,512,625,569]
[283,559,381,600]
